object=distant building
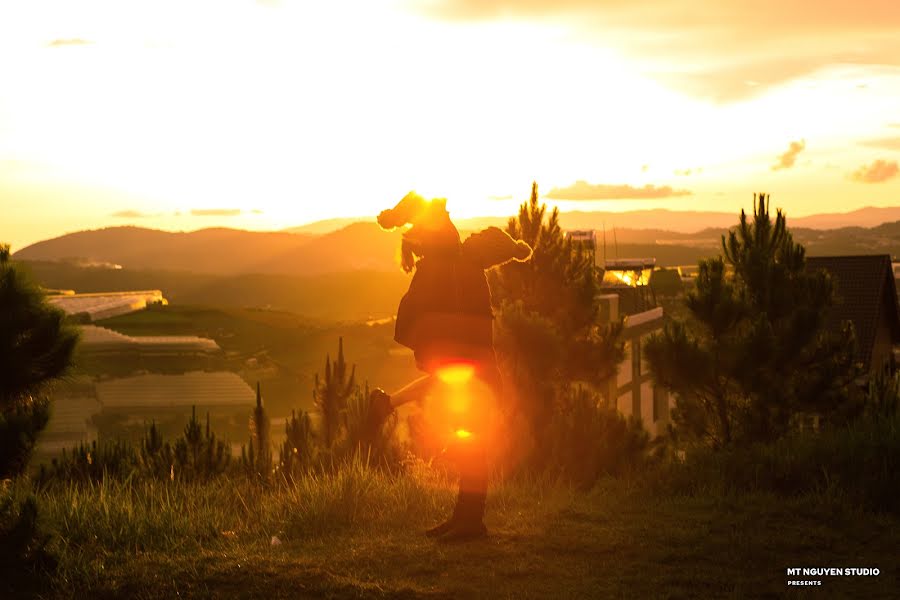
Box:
[36,371,255,461]
[601,258,657,315]
[34,291,249,461]
[806,255,900,373]
[77,324,222,374]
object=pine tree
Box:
[644,194,859,447]
[242,383,272,478]
[277,409,314,479]
[137,421,174,479]
[490,184,624,456]
[0,244,80,476]
[173,407,229,480]
[312,338,356,448]
[493,182,601,335]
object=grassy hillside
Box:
[20,261,410,322]
[7,465,898,598]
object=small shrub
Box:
[865,362,900,421]
[277,409,315,481]
[649,414,900,514]
[545,386,650,488]
[0,490,56,596]
[38,439,136,484]
[137,421,175,479]
[173,407,230,481]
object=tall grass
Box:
[9,452,588,594]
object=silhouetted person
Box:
[370,191,531,540]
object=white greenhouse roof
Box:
[96,371,255,409]
[79,325,220,353]
[49,290,165,321]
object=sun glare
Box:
[435,363,476,385]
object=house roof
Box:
[806,255,900,369]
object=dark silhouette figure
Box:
[370,192,531,540]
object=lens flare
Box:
[435,363,475,385]
[455,429,473,439]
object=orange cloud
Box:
[421,1,900,100]
[772,140,806,171]
[546,180,691,200]
[111,210,160,218]
[850,159,899,183]
[859,137,900,151]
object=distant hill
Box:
[555,206,900,233]
[14,206,900,276]
[285,217,371,235]
[20,260,411,322]
[15,224,404,276]
[286,206,900,235]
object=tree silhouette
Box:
[173,407,230,480]
[242,382,272,478]
[0,244,79,476]
[494,182,601,336]
[490,184,624,458]
[645,194,859,447]
[313,337,356,448]
[137,421,174,479]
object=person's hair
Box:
[400,237,420,273]
[377,191,427,231]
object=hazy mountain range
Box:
[15,223,404,276]
[13,206,900,278]
[286,206,900,236]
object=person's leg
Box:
[440,363,499,539]
[368,375,434,431]
[389,374,434,409]
[439,437,488,540]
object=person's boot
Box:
[439,492,487,541]
[367,388,393,431]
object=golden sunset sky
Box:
[2,0,900,249]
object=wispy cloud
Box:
[47,38,92,47]
[850,159,899,183]
[859,137,900,151]
[111,210,160,218]
[771,140,806,171]
[546,180,692,200]
[190,208,242,217]
[488,194,513,200]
